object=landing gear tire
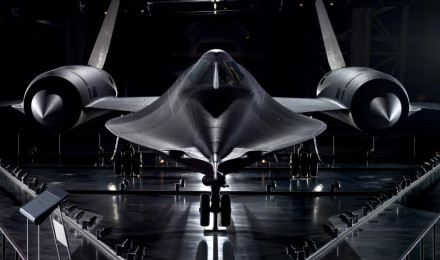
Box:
[200,193,210,227]
[300,152,309,177]
[220,194,231,227]
[290,153,300,178]
[113,152,122,175]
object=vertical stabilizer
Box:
[87,0,120,69]
[315,0,346,70]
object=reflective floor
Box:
[20,165,414,193]
[0,162,439,259]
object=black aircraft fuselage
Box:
[106,49,325,175]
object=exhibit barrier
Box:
[0,166,121,260]
[2,133,440,165]
[399,212,440,260]
[307,157,440,260]
[0,225,27,260]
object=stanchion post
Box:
[2,233,5,259]
[38,225,40,260]
[59,207,71,260]
[434,224,437,260]
[26,219,29,260]
[50,215,61,260]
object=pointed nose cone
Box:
[31,90,64,127]
[369,93,402,129]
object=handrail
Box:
[307,163,440,260]
[0,225,27,260]
[399,211,440,260]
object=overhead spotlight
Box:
[141,9,145,13]
[104,11,108,15]
[329,1,334,6]
[261,159,266,164]
[160,159,165,165]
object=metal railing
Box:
[399,212,440,260]
[0,225,27,260]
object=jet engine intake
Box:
[317,67,410,136]
[23,65,117,131]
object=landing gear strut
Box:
[199,174,231,230]
[290,152,320,178]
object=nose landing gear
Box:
[199,174,231,231]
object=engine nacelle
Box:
[23,65,117,131]
[317,67,410,136]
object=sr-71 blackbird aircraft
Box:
[7,0,438,229]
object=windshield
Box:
[188,59,245,86]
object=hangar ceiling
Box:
[0,0,439,101]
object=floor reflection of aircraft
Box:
[196,235,235,260]
[7,0,439,230]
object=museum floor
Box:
[0,160,439,260]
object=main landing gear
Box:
[199,174,231,231]
[290,152,319,178]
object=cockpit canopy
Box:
[189,49,244,86]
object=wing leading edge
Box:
[86,96,160,112]
[273,97,347,114]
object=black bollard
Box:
[39,183,47,193]
[21,173,28,183]
[323,224,338,239]
[65,204,78,215]
[339,214,352,228]
[330,181,341,193]
[74,210,86,224]
[97,227,112,241]
[363,202,373,216]
[88,216,97,227]
[286,245,298,259]
[344,210,358,224]
[305,238,318,252]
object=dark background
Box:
[0,0,439,162]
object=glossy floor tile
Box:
[0,162,438,259]
[21,167,414,193]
